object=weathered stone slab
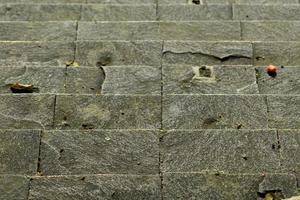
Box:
[163,95,268,129]
[158,4,232,21]
[0,94,55,129]
[78,22,160,41]
[102,66,161,95]
[234,0,298,3]
[76,41,162,66]
[1,66,65,94]
[81,4,156,21]
[254,42,300,66]
[159,0,298,3]
[163,173,297,200]
[0,0,85,2]
[256,66,300,94]
[55,95,161,129]
[161,130,280,173]
[242,21,300,41]
[29,175,160,200]
[267,96,300,129]
[163,65,258,94]
[0,129,40,175]
[163,41,253,65]
[279,130,300,173]
[40,130,159,175]
[160,21,240,41]
[234,5,300,20]
[0,4,81,21]
[0,176,29,200]
[0,42,75,65]
[0,22,77,41]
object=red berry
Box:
[266,64,278,77]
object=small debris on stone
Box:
[9,82,38,93]
[65,61,80,67]
[266,64,278,78]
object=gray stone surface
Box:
[160,21,240,41]
[242,21,300,41]
[0,175,29,200]
[254,42,300,66]
[161,130,280,173]
[0,0,85,2]
[256,66,300,94]
[40,130,159,175]
[81,5,156,21]
[267,96,300,129]
[0,22,77,41]
[258,174,298,198]
[160,0,298,3]
[163,65,258,94]
[76,41,162,66]
[234,5,300,20]
[234,0,298,3]
[163,41,253,65]
[102,66,161,95]
[29,175,160,200]
[78,22,160,41]
[0,129,40,175]
[279,130,300,173]
[1,66,65,94]
[0,94,55,129]
[163,95,268,129]
[0,4,81,21]
[163,173,262,200]
[87,0,156,3]
[55,95,161,129]
[158,4,232,21]
[0,42,75,65]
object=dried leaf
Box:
[9,82,37,93]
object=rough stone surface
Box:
[0,94,55,129]
[163,95,268,129]
[29,175,160,200]
[0,22,77,41]
[242,21,300,41]
[1,66,65,94]
[234,5,300,20]
[254,42,300,66]
[81,5,156,21]
[102,66,161,95]
[0,129,40,175]
[0,42,75,65]
[161,129,280,173]
[40,130,159,175]
[279,130,300,173]
[163,65,258,94]
[87,0,156,3]
[78,22,160,41]
[256,66,300,94]
[0,4,81,21]
[0,0,85,2]
[267,96,300,129]
[163,41,253,65]
[0,175,29,200]
[163,173,263,200]
[75,41,162,66]
[158,4,232,21]
[160,21,241,41]
[55,95,161,129]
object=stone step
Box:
[0,4,156,21]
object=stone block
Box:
[29,175,160,200]
[161,130,280,173]
[40,130,159,175]
[163,65,258,94]
[163,94,268,129]
[0,94,55,129]
[0,176,29,200]
[0,22,77,41]
[55,94,161,129]
[0,130,40,175]
[163,41,253,65]
[76,41,162,66]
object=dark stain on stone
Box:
[199,66,212,78]
[237,124,243,129]
[59,149,64,153]
[256,56,265,61]
[80,177,86,181]
[192,0,200,4]
[82,123,95,130]
[203,117,218,128]
[96,53,112,67]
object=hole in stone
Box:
[237,124,243,129]
[121,112,125,116]
[243,156,248,161]
[80,177,86,181]
[63,116,67,121]
[82,123,95,130]
[192,0,200,4]
[271,144,276,149]
[60,149,64,153]
[90,87,95,91]
[199,66,212,78]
